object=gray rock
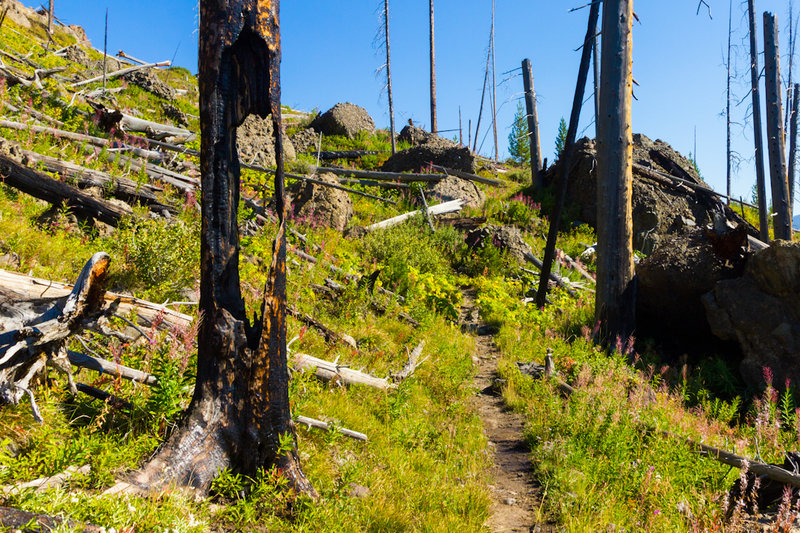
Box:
[288,172,353,231]
[465,225,532,263]
[427,175,485,208]
[309,103,374,139]
[122,69,173,100]
[381,144,475,174]
[237,114,296,168]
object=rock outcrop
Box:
[427,175,485,208]
[237,114,296,168]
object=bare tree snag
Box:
[125,0,315,497]
[384,0,396,155]
[748,0,770,241]
[726,0,732,205]
[429,0,437,133]
[763,12,792,240]
[535,1,599,308]
[47,0,54,35]
[521,58,543,189]
[595,0,635,341]
[791,82,799,205]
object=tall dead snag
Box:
[385,0,396,155]
[595,0,635,341]
[47,0,54,35]
[763,12,792,240]
[790,82,799,205]
[127,0,315,495]
[429,0,437,134]
[726,0,733,205]
[748,0,770,241]
[534,1,600,308]
[521,58,543,189]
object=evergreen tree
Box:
[555,117,568,159]
[508,101,530,164]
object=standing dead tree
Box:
[121,0,315,496]
[748,0,770,241]
[473,34,491,154]
[791,82,799,204]
[726,0,733,205]
[535,1,600,309]
[47,0,54,35]
[490,0,498,162]
[384,0,397,154]
[521,58,543,189]
[763,12,792,240]
[595,0,635,341]
[429,0,437,134]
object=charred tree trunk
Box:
[595,0,635,341]
[791,82,799,205]
[748,0,771,241]
[429,0,437,134]
[535,1,600,308]
[763,12,792,240]
[593,11,600,140]
[127,0,315,496]
[385,0,396,155]
[521,58,543,189]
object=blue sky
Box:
[50,1,800,210]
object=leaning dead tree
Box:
[763,12,793,240]
[521,58,543,189]
[123,0,315,495]
[535,0,600,309]
[595,0,635,341]
[747,0,770,241]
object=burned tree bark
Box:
[127,0,315,496]
[763,12,792,240]
[535,0,599,308]
[748,0,770,241]
[595,0,635,341]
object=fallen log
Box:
[0,465,90,495]
[522,252,579,297]
[71,60,170,88]
[338,178,411,190]
[287,307,357,349]
[295,415,368,441]
[429,164,503,187]
[89,101,196,143]
[3,99,64,127]
[21,150,175,213]
[0,119,164,163]
[557,250,595,284]
[0,506,102,532]
[0,153,132,225]
[293,352,392,389]
[306,150,384,160]
[366,199,464,231]
[67,350,156,385]
[315,166,447,183]
[0,268,192,330]
[286,172,396,205]
[76,382,133,409]
[0,253,110,421]
[391,341,426,382]
[632,163,758,209]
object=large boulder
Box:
[309,103,374,139]
[636,228,744,341]
[237,114,296,168]
[551,134,753,254]
[703,240,800,388]
[381,144,476,174]
[427,175,485,208]
[122,69,173,100]
[397,125,447,146]
[465,225,531,263]
[288,172,353,231]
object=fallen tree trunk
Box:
[0,268,192,330]
[632,163,758,209]
[429,164,503,187]
[307,150,384,160]
[293,352,392,389]
[315,166,447,183]
[21,150,175,213]
[391,341,426,382]
[295,415,368,441]
[0,154,132,225]
[523,252,579,297]
[367,199,464,231]
[287,307,357,349]
[0,119,164,163]
[338,178,411,190]
[71,60,170,88]
[0,253,110,421]
[89,101,196,143]
[67,350,157,385]
[558,250,595,284]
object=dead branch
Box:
[67,350,156,385]
[428,164,503,187]
[522,252,579,297]
[294,415,368,441]
[293,352,393,389]
[0,465,90,495]
[391,341,426,382]
[367,199,464,231]
[287,307,357,349]
[71,60,170,88]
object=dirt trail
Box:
[460,288,555,533]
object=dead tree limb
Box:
[286,307,357,349]
[295,415,368,441]
[89,101,196,143]
[67,350,156,385]
[391,341,425,382]
[71,60,170,88]
[428,164,503,186]
[0,253,110,421]
[293,352,392,389]
[367,199,464,231]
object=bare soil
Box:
[460,288,557,533]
